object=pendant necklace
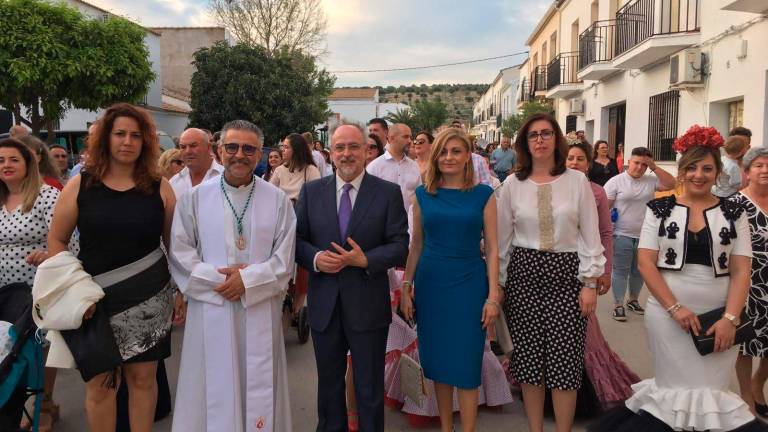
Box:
[220,175,256,250]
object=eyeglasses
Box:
[368,144,378,150]
[333,143,363,152]
[414,139,428,145]
[223,143,259,156]
[171,159,184,166]
[527,130,555,142]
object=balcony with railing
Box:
[613,0,701,69]
[518,77,532,106]
[578,20,620,81]
[531,66,548,98]
[721,0,768,13]
[545,52,583,99]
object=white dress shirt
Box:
[169,160,224,199]
[312,171,365,271]
[365,149,421,211]
[312,150,333,177]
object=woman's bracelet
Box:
[485,299,501,310]
[401,280,412,293]
[666,302,682,316]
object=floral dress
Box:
[730,192,768,358]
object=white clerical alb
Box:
[170,175,295,432]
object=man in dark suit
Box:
[296,124,409,432]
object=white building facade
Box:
[523,0,767,168]
[471,65,522,142]
[41,0,188,137]
[325,88,409,130]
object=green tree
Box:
[500,101,555,139]
[411,99,449,133]
[384,107,418,132]
[0,0,155,138]
[189,42,334,144]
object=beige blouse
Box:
[269,164,321,201]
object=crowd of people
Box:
[1,103,767,432]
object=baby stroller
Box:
[283,269,309,344]
[0,283,44,432]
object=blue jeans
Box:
[611,234,644,306]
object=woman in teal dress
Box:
[401,127,502,432]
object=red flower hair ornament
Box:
[673,125,725,154]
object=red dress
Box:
[43,175,63,190]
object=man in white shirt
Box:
[366,123,421,211]
[50,145,70,183]
[170,128,224,199]
[603,147,676,321]
[367,118,389,148]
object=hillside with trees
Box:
[339,84,489,126]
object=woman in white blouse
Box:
[497,113,605,432]
[270,133,320,328]
[270,133,321,203]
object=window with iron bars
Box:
[647,90,680,162]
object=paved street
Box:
[47,289,746,431]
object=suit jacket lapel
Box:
[322,176,343,244]
[344,173,375,243]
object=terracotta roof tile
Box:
[162,102,191,114]
[330,88,378,100]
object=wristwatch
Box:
[723,312,741,327]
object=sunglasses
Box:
[223,143,259,156]
[368,144,378,149]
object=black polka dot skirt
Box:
[503,247,586,390]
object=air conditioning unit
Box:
[670,48,704,88]
[569,98,584,115]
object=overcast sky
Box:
[87,0,549,87]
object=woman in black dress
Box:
[47,103,181,432]
[589,140,619,186]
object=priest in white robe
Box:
[169,119,295,432]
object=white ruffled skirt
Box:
[625,264,755,431]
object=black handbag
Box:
[60,304,123,383]
[691,307,754,356]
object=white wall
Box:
[473,66,521,141]
[144,33,163,107]
[551,1,768,167]
[328,100,378,126]
[151,110,188,137]
[698,12,768,147]
[326,100,409,129]
[49,0,165,134]
[59,108,99,130]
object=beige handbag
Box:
[399,353,427,407]
[495,312,513,355]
